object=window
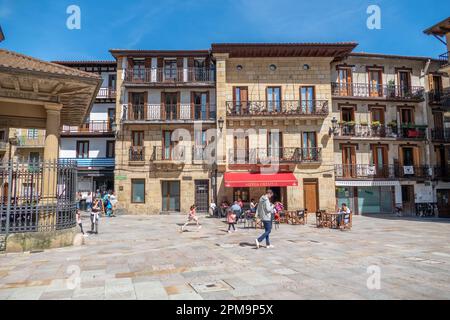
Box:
[194,59,206,81]
[337,67,353,95]
[106,141,115,158]
[341,106,355,122]
[132,59,145,81]
[132,131,144,146]
[164,92,178,120]
[268,131,283,158]
[161,181,180,211]
[266,87,281,112]
[108,74,116,90]
[233,188,249,202]
[27,129,38,139]
[233,87,248,114]
[164,59,177,80]
[193,92,208,120]
[194,130,208,160]
[300,86,315,113]
[370,107,385,124]
[368,68,383,97]
[302,132,317,160]
[0,130,5,141]
[130,92,145,120]
[76,141,89,159]
[400,108,414,125]
[29,152,40,162]
[131,179,145,203]
[163,130,178,160]
[398,70,411,97]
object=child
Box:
[76,209,86,236]
[274,201,284,222]
[181,205,201,232]
[226,208,237,233]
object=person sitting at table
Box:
[249,199,257,214]
[337,203,350,227]
[230,201,242,222]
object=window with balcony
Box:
[130,92,146,120]
[300,86,315,113]
[302,132,317,161]
[76,141,89,159]
[233,87,248,114]
[267,87,281,113]
[194,130,208,161]
[337,67,353,96]
[163,92,178,120]
[371,145,388,177]
[368,68,383,97]
[193,92,209,120]
[194,59,206,81]
[370,107,385,124]
[132,131,144,147]
[397,70,411,98]
[233,135,249,163]
[163,130,178,160]
[267,131,283,158]
[342,144,356,178]
[164,59,177,81]
[132,59,145,81]
[400,107,414,125]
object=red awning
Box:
[224,172,298,188]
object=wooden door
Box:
[368,69,383,97]
[233,87,248,114]
[342,145,356,177]
[338,67,352,96]
[371,145,388,177]
[303,179,319,213]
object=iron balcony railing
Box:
[129,146,145,161]
[151,146,187,162]
[61,121,114,134]
[431,128,450,142]
[331,82,425,100]
[192,146,215,162]
[97,87,116,99]
[59,158,115,167]
[0,160,77,234]
[433,165,450,180]
[125,104,216,121]
[17,135,46,148]
[428,87,450,107]
[125,67,215,84]
[229,147,322,164]
[335,164,432,179]
[334,123,427,140]
[226,100,329,117]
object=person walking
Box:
[181,205,201,232]
[226,208,237,233]
[76,209,86,236]
[255,189,275,249]
[90,198,101,234]
[230,201,242,224]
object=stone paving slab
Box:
[1,214,450,300]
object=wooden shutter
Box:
[177,91,181,120]
[143,92,148,120]
[206,91,210,119]
[413,146,420,168]
[161,92,166,119]
[191,92,195,120]
[157,58,164,82]
[177,58,183,82]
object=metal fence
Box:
[0,160,77,234]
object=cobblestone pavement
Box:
[1,213,450,300]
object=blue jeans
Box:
[257,220,272,246]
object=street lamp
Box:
[218,117,224,132]
[329,117,338,136]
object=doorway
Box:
[401,185,415,215]
[195,180,209,213]
[161,181,180,212]
[303,179,319,213]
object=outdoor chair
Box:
[340,211,353,231]
[315,210,325,228]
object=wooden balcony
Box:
[123,104,216,122]
[124,68,215,85]
[96,87,116,100]
[333,123,428,140]
[331,82,424,101]
[335,164,431,180]
[229,147,322,165]
[226,100,329,118]
[61,121,114,136]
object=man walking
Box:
[255,189,275,249]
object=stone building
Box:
[330,52,449,215]
[424,17,450,217]
[212,43,357,213]
[110,50,216,214]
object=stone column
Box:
[41,104,62,230]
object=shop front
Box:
[223,172,298,210]
[335,181,397,215]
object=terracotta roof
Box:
[211,42,358,59]
[424,16,450,36]
[52,60,116,66]
[349,52,439,62]
[0,49,101,80]
[109,49,210,58]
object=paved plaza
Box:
[0,213,450,300]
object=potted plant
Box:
[371,120,381,128]
[387,80,396,98]
[388,120,398,136]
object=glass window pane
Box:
[132,180,145,203]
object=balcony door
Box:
[130,92,146,120]
[164,59,178,81]
[341,106,355,135]
[337,67,353,96]
[342,145,356,178]
[163,92,179,120]
[194,59,206,81]
[194,130,208,161]
[371,145,388,177]
[398,70,411,97]
[302,132,317,161]
[233,135,249,163]
[267,87,281,113]
[370,107,385,124]
[192,92,209,120]
[368,69,383,97]
[132,59,145,82]
[434,112,444,130]
[132,131,144,147]
[399,146,420,176]
[267,131,283,159]
[429,75,443,101]
[300,86,315,113]
[233,87,248,115]
[107,108,115,130]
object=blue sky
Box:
[0,0,448,61]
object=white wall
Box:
[59,137,115,158]
[89,103,115,121]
